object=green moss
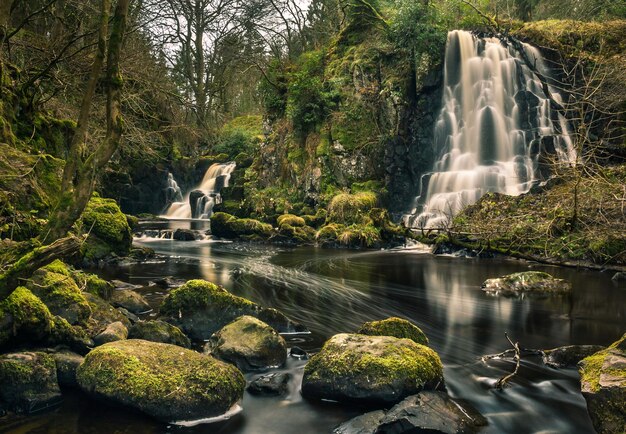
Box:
[316,223,345,244]
[580,333,626,393]
[210,212,237,238]
[327,191,378,225]
[160,280,255,317]
[338,224,381,248]
[228,218,273,240]
[42,259,72,276]
[80,196,132,257]
[276,223,316,244]
[277,214,306,227]
[76,340,245,421]
[72,271,113,300]
[0,286,54,347]
[303,208,328,228]
[358,317,429,346]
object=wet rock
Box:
[84,293,131,337]
[579,334,626,434]
[207,316,287,371]
[543,345,605,369]
[302,334,444,405]
[290,346,308,359]
[159,279,304,340]
[110,289,152,314]
[128,320,191,348]
[247,373,290,396]
[111,280,143,290]
[117,307,139,324]
[482,271,571,296]
[257,307,308,334]
[357,317,429,346]
[94,321,128,346]
[173,228,200,241]
[151,276,185,288]
[189,190,206,219]
[0,352,62,414]
[77,339,245,422]
[51,350,84,388]
[333,410,386,434]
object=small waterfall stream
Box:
[404,30,574,229]
[164,162,236,219]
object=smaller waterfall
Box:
[403,30,574,229]
[165,162,236,220]
[164,173,183,206]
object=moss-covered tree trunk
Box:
[0,0,130,301]
[40,0,130,244]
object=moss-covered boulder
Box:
[0,286,54,348]
[0,351,62,414]
[77,339,245,422]
[210,212,273,241]
[110,289,151,314]
[482,271,571,296]
[159,279,303,341]
[327,191,378,225]
[128,320,191,348]
[72,270,114,300]
[302,209,327,228]
[80,195,132,261]
[579,334,626,434]
[210,212,237,238]
[357,317,429,346]
[206,316,287,372]
[316,223,344,247]
[302,333,443,404]
[277,214,306,227]
[94,321,128,346]
[271,223,316,245]
[338,224,381,249]
[26,268,91,325]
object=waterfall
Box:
[165,172,183,205]
[404,30,574,229]
[164,162,236,220]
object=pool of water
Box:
[2,224,624,433]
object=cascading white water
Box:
[165,162,236,219]
[165,173,183,204]
[404,30,574,229]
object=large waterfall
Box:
[404,30,574,229]
[165,162,236,220]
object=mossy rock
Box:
[159,280,302,341]
[482,271,571,296]
[0,351,62,414]
[80,196,132,259]
[228,218,273,240]
[72,271,113,300]
[0,286,54,348]
[77,339,245,422]
[316,223,345,247]
[272,223,316,245]
[128,320,191,348]
[327,191,378,225]
[277,214,306,227]
[303,208,327,228]
[52,350,84,388]
[302,333,444,405]
[110,289,151,314]
[83,292,131,337]
[369,208,405,242]
[579,333,626,434]
[94,321,129,346]
[206,315,287,372]
[210,212,237,238]
[27,268,91,325]
[358,317,429,346]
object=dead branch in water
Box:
[481,333,544,389]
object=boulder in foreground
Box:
[77,339,245,422]
[302,333,443,405]
[357,317,429,346]
[579,333,626,434]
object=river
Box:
[1,220,624,433]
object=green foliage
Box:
[259,60,289,119]
[286,50,340,138]
[388,0,447,60]
[214,115,263,159]
[327,191,378,224]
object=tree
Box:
[0,0,131,300]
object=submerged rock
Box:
[543,345,605,369]
[357,317,429,346]
[110,289,152,314]
[579,334,626,434]
[302,333,444,405]
[77,339,245,422]
[334,391,487,434]
[128,320,191,348]
[0,352,62,414]
[481,271,571,296]
[173,228,200,241]
[159,279,305,340]
[206,315,287,371]
[94,321,128,346]
[247,373,290,396]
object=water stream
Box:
[2,221,623,433]
[404,30,575,229]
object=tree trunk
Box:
[40,0,130,244]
